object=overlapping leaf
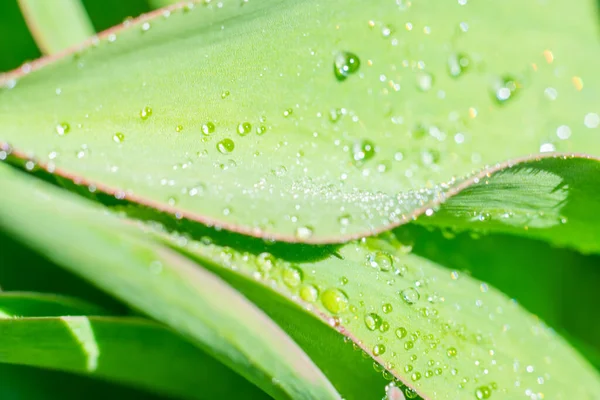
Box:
[1,0,598,243]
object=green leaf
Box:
[414,156,600,254]
[0,315,267,400]
[1,0,599,242]
[0,292,108,318]
[18,0,94,54]
[0,164,341,400]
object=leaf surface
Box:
[1,0,599,242]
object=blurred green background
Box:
[0,0,598,397]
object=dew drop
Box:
[283,108,293,117]
[333,51,360,81]
[221,90,230,99]
[416,71,434,91]
[202,122,215,135]
[282,265,303,288]
[140,106,152,120]
[475,386,492,399]
[395,327,408,339]
[175,125,184,132]
[411,372,421,381]
[256,125,267,135]
[295,225,314,240]
[382,303,393,314]
[55,122,70,136]
[404,340,414,350]
[217,138,235,154]
[493,76,521,104]
[373,344,386,356]
[237,122,252,136]
[400,287,420,305]
[112,132,125,143]
[372,252,394,272]
[364,313,383,331]
[352,139,376,162]
[338,214,352,226]
[299,284,319,303]
[321,288,349,314]
[447,53,470,78]
[447,347,458,358]
[405,388,418,399]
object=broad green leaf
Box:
[414,156,600,254]
[0,164,341,400]
[0,316,267,399]
[18,0,94,54]
[1,0,599,242]
[0,292,108,318]
[152,225,600,399]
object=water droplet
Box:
[55,122,70,136]
[256,125,267,135]
[112,132,125,143]
[237,122,252,136]
[175,125,184,132]
[282,265,303,288]
[404,340,414,350]
[364,313,383,331]
[382,303,393,314]
[556,125,571,140]
[352,140,376,162]
[448,53,470,78]
[447,347,458,357]
[140,106,152,120]
[475,386,492,399]
[493,76,521,104]
[329,108,343,123]
[338,214,352,226]
[217,138,235,154]
[416,71,434,91]
[395,327,407,339]
[299,284,319,302]
[221,90,230,99]
[295,225,313,240]
[373,344,386,356]
[202,122,215,135]
[539,142,555,153]
[584,112,599,128]
[333,51,360,81]
[283,108,293,117]
[255,252,275,275]
[372,251,394,272]
[411,372,421,381]
[321,288,349,314]
[405,388,418,399]
[411,124,427,140]
[400,287,420,305]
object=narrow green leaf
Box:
[18,0,94,54]
[0,292,108,318]
[0,164,341,400]
[0,316,267,400]
[1,0,598,242]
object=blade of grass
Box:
[18,0,94,54]
[0,292,109,317]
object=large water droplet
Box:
[333,51,360,81]
[299,284,319,303]
[217,138,235,154]
[321,288,349,314]
[400,287,420,305]
[373,344,386,356]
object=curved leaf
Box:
[0,163,341,400]
[1,0,599,242]
[0,315,267,400]
[18,0,95,55]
